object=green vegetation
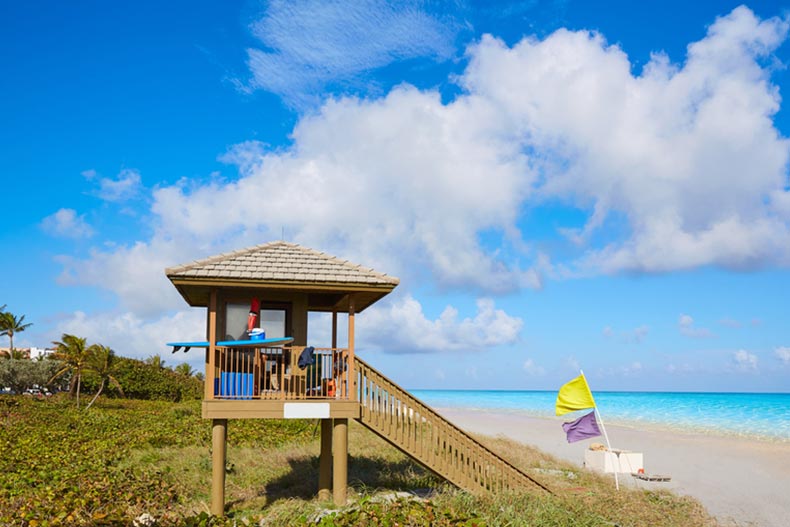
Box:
[51,334,92,407]
[0,359,62,394]
[0,395,717,527]
[92,356,202,401]
[0,306,33,355]
[83,345,123,410]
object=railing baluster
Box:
[354,357,547,496]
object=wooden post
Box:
[206,289,217,400]
[331,310,337,349]
[211,418,227,516]
[318,418,332,501]
[292,292,309,346]
[347,296,355,401]
[332,418,348,505]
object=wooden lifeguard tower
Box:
[166,241,547,516]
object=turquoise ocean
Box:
[410,390,790,442]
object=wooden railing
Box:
[355,358,550,494]
[210,346,350,400]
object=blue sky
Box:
[3,0,790,392]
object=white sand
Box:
[440,409,790,527]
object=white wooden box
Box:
[584,449,643,474]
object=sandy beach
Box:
[441,409,790,527]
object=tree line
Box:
[0,306,202,406]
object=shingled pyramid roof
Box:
[166,241,399,312]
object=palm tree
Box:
[84,344,124,410]
[9,348,27,359]
[50,334,91,408]
[174,362,195,377]
[0,310,33,355]
[146,354,166,369]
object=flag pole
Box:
[581,370,619,491]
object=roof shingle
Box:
[165,241,399,287]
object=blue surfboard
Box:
[166,337,294,353]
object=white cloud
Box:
[85,168,142,202]
[56,238,188,316]
[41,208,94,239]
[357,295,523,354]
[245,0,456,108]
[523,358,545,375]
[775,346,790,365]
[58,6,790,342]
[54,309,206,365]
[733,349,759,372]
[463,6,790,274]
[150,88,540,294]
[679,314,714,338]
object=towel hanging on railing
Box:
[297,346,315,369]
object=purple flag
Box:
[562,410,601,443]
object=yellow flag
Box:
[555,374,596,416]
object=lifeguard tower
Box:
[166,241,546,516]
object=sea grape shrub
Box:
[80,357,203,401]
[0,358,62,394]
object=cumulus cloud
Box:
[733,349,759,372]
[356,295,523,354]
[83,168,142,202]
[679,314,714,338]
[56,238,188,316]
[245,0,456,108]
[775,346,790,365]
[41,208,94,239]
[463,6,790,274]
[54,309,206,363]
[150,88,540,294]
[59,6,790,350]
[149,5,790,299]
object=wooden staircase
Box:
[355,358,550,494]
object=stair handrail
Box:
[355,357,551,494]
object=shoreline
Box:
[431,406,790,444]
[440,407,790,527]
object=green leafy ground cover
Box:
[0,396,312,526]
[1,395,718,527]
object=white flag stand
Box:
[580,370,619,491]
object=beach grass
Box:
[1,395,718,526]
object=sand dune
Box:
[441,409,790,527]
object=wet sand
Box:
[441,409,790,527]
